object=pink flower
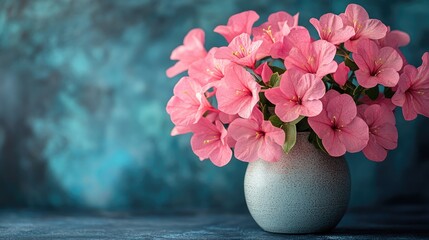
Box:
[166,77,213,126]
[358,104,398,162]
[340,4,388,52]
[265,69,325,122]
[166,29,207,78]
[378,28,410,68]
[190,119,232,167]
[254,62,273,83]
[270,28,312,59]
[332,62,350,86]
[284,40,338,78]
[378,28,410,49]
[308,90,369,157]
[253,11,299,58]
[360,94,396,111]
[310,13,355,45]
[215,33,262,68]
[228,108,285,162]
[392,52,429,120]
[216,64,260,118]
[171,125,192,136]
[188,48,231,87]
[214,10,259,43]
[219,112,239,124]
[354,39,403,88]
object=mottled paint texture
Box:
[0,0,428,211]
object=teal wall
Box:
[0,0,428,211]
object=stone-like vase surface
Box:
[244,132,350,234]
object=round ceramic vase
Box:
[244,132,351,234]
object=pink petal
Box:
[234,136,262,162]
[297,73,326,100]
[265,87,285,105]
[308,111,333,139]
[218,112,239,124]
[259,138,284,162]
[309,17,322,38]
[333,62,350,86]
[275,102,301,122]
[375,68,400,87]
[167,77,212,126]
[391,90,406,107]
[262,121,286,146]
[402,93,418,121]
[338,117,369,152]
[171,125,192,136]
[254,62,273,83]
[330,26,355,45]
[326,94,357,126]
[381,30,410,48]
[166,61,188,78]
[301,100,323,117]
[191,133,218,160]
[362,135,388,162]
[183,28,205,47]
[344,4,369,23]
[216,64,260,118]
[271,28,311,59]
[167,29,207,77]
[354,39,379,71]
[322,130,347,157]
[209,145,232,167]
[360,19,388,40]
[374,123,398,150]
[313,39,337,67]
[166,96,202,126]
[214,11,259,43]
[228,118,259,140]
[379,47,403,71]
[355,70,378,88]
[321,89,341,106]
[310,13,355,45]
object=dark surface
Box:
[0,206,428,239]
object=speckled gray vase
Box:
[244,132,350,234]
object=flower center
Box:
[330,116,344,132]
[263,25,276,42]
[232,45,249,58]
[290,96,303,105]
[321,26,332,39]
[235,88,251,96]
[255,131,265,139]
[203,135,219,144]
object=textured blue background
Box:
[0,0,428,212]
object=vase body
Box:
[244,132,350,234]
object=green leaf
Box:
[296,117,310,132]
[269,66,286,75]
[366,85,379,100]
[309,131,328,154]
[269,72,281,87]
[269,115,283,128]
[288,115,304,125]
[282,124,297,154]
[315,134,328,154]
[384,87,394,98]
[345,58,359,71]
[259,92,268,104]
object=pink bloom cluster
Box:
[166,4,429,166]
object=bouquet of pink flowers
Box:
[166,4,429,166]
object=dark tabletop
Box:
[0,205,428,239]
